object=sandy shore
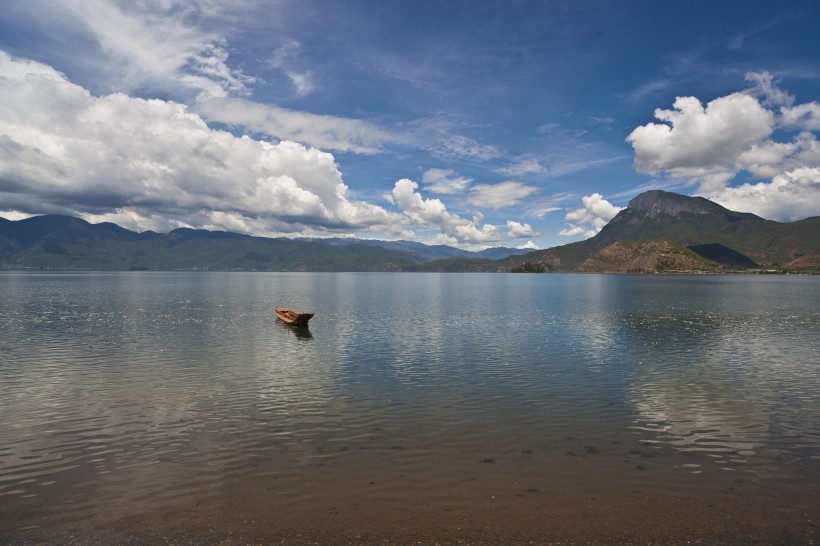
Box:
[3,487,818,545]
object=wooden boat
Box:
[275,307,314,327]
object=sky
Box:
[1,0,819,250]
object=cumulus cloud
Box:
[781,103,820,131]
[708,167,820,223]
[559,194,622,238]
[516,240,538,250]
[506,220,538,238]
[421,168,472,195]
[19,2,389,156]
[626,72,820,222]
[627,93,775,180]
[466,180,539,209]
[392,179,501,247]
[0,52,403,236]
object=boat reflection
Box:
[276,319,313,340]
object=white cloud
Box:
[0,210,35,221]
[286,71,315,97]
[557,225,592,238]
[590,116,615,126]
[421,168,472,195]
[79,208,190,234]
[53,0,253,100]
[434,134,502,161]
[269,39,300,68]
[410,118,503,162]
[745,71,793,107]
[391,179,501,247]
[733,137,807,179]
[516,240,538,250]
[530,205,561,218]
[195,97,393,154]
[707,167,820,222]
[497,157,547,177]
[626,73,820,222]
[466,180,539,209]
[18,2,390,156]
[0,52,404,236]
[627,92,775,181]
[781,102,820,131]
[559,194,622,238]
[506,220,538,239]
[269,39,315,97]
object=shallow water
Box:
[1,272,819,540]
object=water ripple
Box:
[0,272,818,520]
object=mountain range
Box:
[0,214,530,272]
[1,190,818,273]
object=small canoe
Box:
[275,307,314,327]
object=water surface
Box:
[1,272,818,541]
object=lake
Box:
[1,272,818,543]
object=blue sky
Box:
[1,0,819,249]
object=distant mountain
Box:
[403,256,502,273]
[3,191,817,273]
[505,190,820,272]
[0,215,530,271]
[295,237,530,262]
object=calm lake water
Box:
[1,272,819,542]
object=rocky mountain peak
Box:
[626,190,717,218]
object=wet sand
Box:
[3,442,819,544]
[3,476,818,545]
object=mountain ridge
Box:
[2,190,818,272]
[0,215,528,271]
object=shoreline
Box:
[1,267,817,275]
[4,486,818,545]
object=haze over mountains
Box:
[2,191,818,273]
